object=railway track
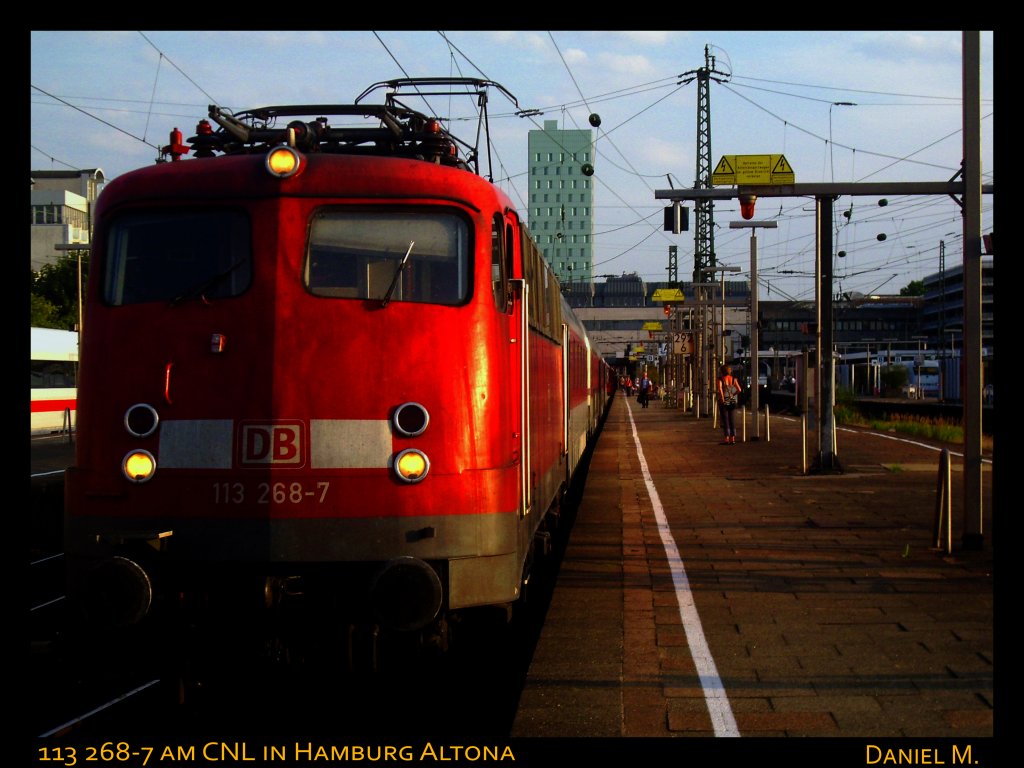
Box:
[33,596,545,740]
[30,435,567,742]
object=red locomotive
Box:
[64,78,612,669]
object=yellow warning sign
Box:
[772,155,793,177]
[711,154,795,186]
[642,321,663,331]
[652,288,685,303]
[712,156,735,180]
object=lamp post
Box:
[729,220,777,439]
[881,337,898,397]
[699,264,741,359]
[698,265,740,417]
[692,280,719,416]
[862,338,876,396]
[54,242,91,371]
[944,329,961,402]
[911,335,928,399]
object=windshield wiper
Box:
[380,241,415,308]
[170,258,247,306]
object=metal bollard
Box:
[765,404,770,442]
[801,412,807,475]
[932,449,952,554]
[62,406,74,445]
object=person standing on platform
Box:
[716,364,742,444]
[638,373,652,408]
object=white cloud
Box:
[596,52,655,78]
[203,30,332,49]
[855,31,962,63]
[616,31,681,47]
[628,136,691,175]
[488,30,550,51]
[562,47,589,66]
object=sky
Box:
[30,30,994,302]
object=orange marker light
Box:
[395,449,430,483]
[266,146,301,178]
[123,450,157,483]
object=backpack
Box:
[722,377,738,406]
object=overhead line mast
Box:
[679,45,731,283]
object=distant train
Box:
[30,326,77,435]
[64,78,613,671]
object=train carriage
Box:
[31,326,78,435]
[64,79,611,664]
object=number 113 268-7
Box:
[213,481,330,504]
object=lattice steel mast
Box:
[679,45,731,283]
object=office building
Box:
[527,120,594,286]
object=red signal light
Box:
[739,194,757,220]
[663,305,671,317]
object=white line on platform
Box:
[31,469,66,479]
[38,679,161,739]
[625,399,740,738]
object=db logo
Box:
[239,422,304,466]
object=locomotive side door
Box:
[504,212,530,518]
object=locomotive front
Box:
[64,135,527,660]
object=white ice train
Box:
[30,327,78,435]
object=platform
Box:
[514,394,995,743]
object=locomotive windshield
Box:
[103,210,252,306]
[305,210,469,305]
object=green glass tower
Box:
[526,120,594,288]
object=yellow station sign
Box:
[711,154,795,186]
